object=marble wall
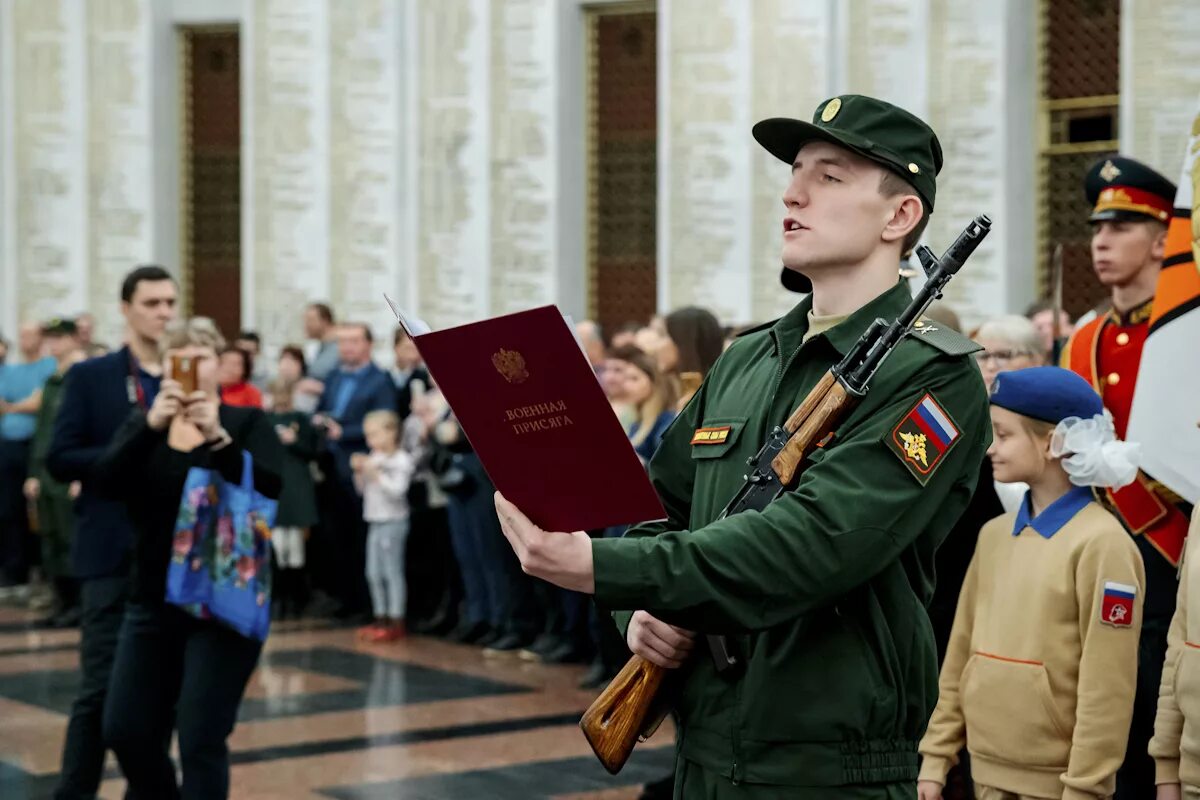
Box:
[1,0,1197,347]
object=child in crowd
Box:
[1149,508,1200,799]
[266,378,320,618]
[352,410,415,642]
[919,366,1145,800]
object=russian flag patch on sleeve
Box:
[885,392,962,485]
[1100,581,1136,628]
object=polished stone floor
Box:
[0,607,674,799]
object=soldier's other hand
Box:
[494,492,594,594]
[23,478,39,501]
[627,611,695,669]
[1157,784,1182,800]
[916,780,943,800]
[68,481,81,500]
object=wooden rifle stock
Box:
[579,654,669,774]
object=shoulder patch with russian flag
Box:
[886,392,962,485]
[1100,581,1136,628]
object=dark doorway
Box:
[588,6,658,335]
[182,28,242,339]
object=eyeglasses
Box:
[974,349,1033,366]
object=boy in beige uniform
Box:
[1149,509,1200,800]
[919,367,1145,800]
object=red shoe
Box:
[369,621,407,642]
[356,622,383,640]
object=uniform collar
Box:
[1012,485,1094,539]
[771,279,912,360]
[1106,296,1153,327]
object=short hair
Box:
[878,171,930,255]
[279,345,307,376]
[393,327,411,347]
[220,346,253,382]
[974,314,1042,355]
[364,409,400,432]
[342,323,373,343]
[121,265,175,303]
[307,303,335,324]
[164,317,226,352]
[236,331,261,346]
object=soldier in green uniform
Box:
[25,318,85,626]
[496,95,992,797]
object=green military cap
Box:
[753,94,942,210]
[1084,155,1176,224]
[754,95,943,294]
[41,317,78,337]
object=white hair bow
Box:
[1049,412,1140,489]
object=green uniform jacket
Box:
[592,281,991,787]
[29,371,70,497]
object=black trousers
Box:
[331,478,370,613]
[102,602,261,800]
[54,574,129,800]
[0,438,32,583]
[1115,623,1169,799]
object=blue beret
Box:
[990,366,1104,424]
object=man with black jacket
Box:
[46,265,177,799]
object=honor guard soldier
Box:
[1062,154,1194,798]
[494,95,992,798]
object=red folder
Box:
[387,299,666,532]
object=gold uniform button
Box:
[1116,332,1130,345]
[1107,372,1121,386]
[908,162,920,174]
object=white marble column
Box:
[327,0,404,337]
[3,0,88,329]
[488,0,560,316]
[413,0,492,330]
[922,0,1036,323]
[87,0,155,346]
[657,0,753,324]
[1121,0,1200,176]
[245,0,330,348]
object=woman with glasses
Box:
[973,315,1046,390]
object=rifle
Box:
[579,215,992,775]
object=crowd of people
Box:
[0,102,1194,799]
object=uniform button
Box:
[1116,332,1130,346]
[1107,372,1121,386]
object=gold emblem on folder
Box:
[493,348,529,384]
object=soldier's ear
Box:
[1149,222,1168,262]
[881,195,923,247]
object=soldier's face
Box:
[1090,220,1167,287]
[780,142,899,273]
[986,406,1052,484]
